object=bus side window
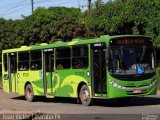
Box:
[56,47,71,69]
[30,51,42,70]
[72,45,88,69]
[18,52,29,71]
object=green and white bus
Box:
[2,35,157,105]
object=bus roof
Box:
[2,35,150,53]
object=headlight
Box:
[110,80,157,90]
[110,80,125,90]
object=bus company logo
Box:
[142,114,158,120]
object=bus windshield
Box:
[109,46,155,75]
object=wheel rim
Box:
[81,89,90,101]
[27,88,32,99]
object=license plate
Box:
[133,89,142,94]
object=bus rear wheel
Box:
[25,84,35,102]
[79,85,92,106]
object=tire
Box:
[25,84,35,102]
[79,84,92,106]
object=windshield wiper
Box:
[140,46,146,63]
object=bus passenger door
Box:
[2,54,9,93]
[91,43,107,96]
[8,53,17,93]
[43,49,55,96]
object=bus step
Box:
[46,95,54,98]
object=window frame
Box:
[18,51,29,71]
[55,47,71,70]
[30,50,42,71]
[3,53,8,72]
[72,45,89,69]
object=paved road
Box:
[0,89,160,120]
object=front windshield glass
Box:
[109,46,155,75]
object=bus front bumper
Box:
[107,79,157,99]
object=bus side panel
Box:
[55,69,90,98]
[17,71,28,95]
[17,71,44,96]
[29,71,44,96]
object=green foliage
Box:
[21,7,86,45]
[0,18,24,58]
[87,0,160,45]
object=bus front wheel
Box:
[79,85,92,106]
[25,84,35,102]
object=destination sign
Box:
[116,39,144,45]
[110,37,152,46]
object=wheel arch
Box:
[24,81,32,93]
[77,81,87,98]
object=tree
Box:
[88,0,92,15]
[86,0,160,47]
[21,7,87,45]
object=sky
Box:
[0,0,109,20]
